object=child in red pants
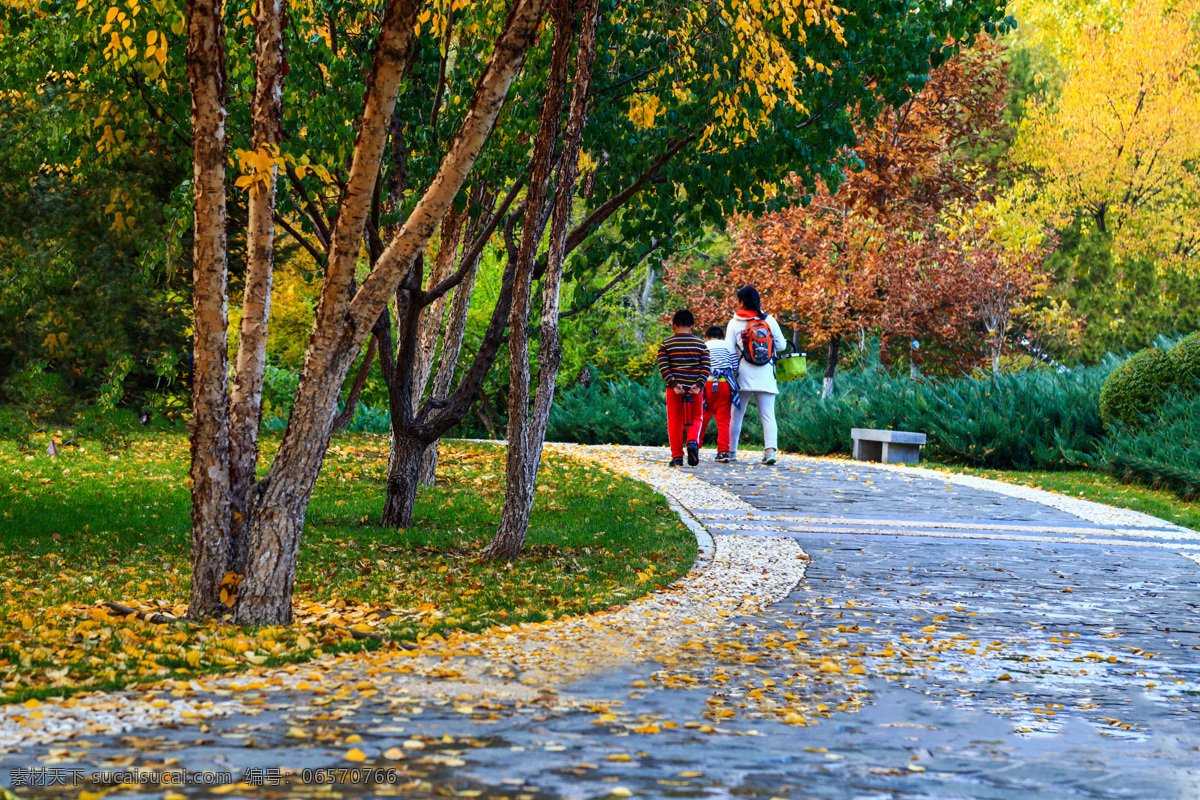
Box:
[701,325,739,461]
[656,309,711,466]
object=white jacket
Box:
[725,313,787,394]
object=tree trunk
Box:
[480,0,575,561]
[381,430,427,528]
[822,334,840,399]
[379,266,426,527]
[331,336,378,432]
[234,0,550,625]
[228,0,286,572]
[411,205,465,409]
[639,264,655,311]
[185,0,233,621]
[485,0,599,561]
[418,214,487,485]
[406,206,465,487]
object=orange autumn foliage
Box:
[668,37,1054,370]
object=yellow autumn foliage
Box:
[1014,0,1200,275]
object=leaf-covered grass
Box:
[0,431,695,704]
[926,462,1200,531]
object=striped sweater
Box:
[705,339,739,376]
[657,333,711,389]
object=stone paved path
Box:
[4,449,1200,799]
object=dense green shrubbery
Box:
[1099,347,1179,428]
[548,363,1114,471]
[1171,331,1200,388]
[922,370,1109,469]
[3,362,72,423]
[1100,390,1200,500]
[547,379,668,446]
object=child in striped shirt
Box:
[701,325,739,462]
[656,309,710,466]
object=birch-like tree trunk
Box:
[233,0,550,623]
[185,0,233,620]
[417,237,484,485]
[228,0,286,571]
[411,205,465,408]
[478,2,574,561]
[402,205,464,488]
[484,0,600,561]
[822,334,840,399]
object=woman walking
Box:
[725,285,786,464]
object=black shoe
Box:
[686,440,700,466]
[669,456,684,467]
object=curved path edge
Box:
[0,445,806,749]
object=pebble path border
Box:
[0,444,806,750]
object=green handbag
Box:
[775,353,807,382]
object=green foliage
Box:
[548,379,668,446]
[1099,347,1180,428]
[1041,212,1200,365]
[1099,390,1200,501]
[922,370,1108,469]
[261,365,301,423]
[771,368,1109,469]
[2,362,71,423]
[1170,331,1200,387]
[0,0,194,410]
[548,362,1113,470]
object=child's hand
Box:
[673,385,685,395]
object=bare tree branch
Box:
[274,212,327,265]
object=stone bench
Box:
[851,428,927,464]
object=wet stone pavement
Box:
[5,452,1200,799]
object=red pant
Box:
[665,389,703,459]
[701,380,732,452]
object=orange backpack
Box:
[740,316,775,366]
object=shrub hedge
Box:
[1171,331,1200,388]
[1100,390,1200,501]
[1099,348,1179,429]
[547,364,1113,471]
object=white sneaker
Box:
[762,448,777,465]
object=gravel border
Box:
[0,444,808,749]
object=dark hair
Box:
[705,325,724,339]
[737,285,762,314]
[672,309,696,327]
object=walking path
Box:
[4,446,1200,799]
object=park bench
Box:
[851,428,926,464]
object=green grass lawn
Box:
[926,462,1200,531]
[0,430,695,703]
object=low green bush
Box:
[548,378,668,446]
[3,362,73,423]
[922,370,1108,469]
[1099,347,1179,429]
[1170,331,1200,388]
[548,363,1112,471]
[1099,390,1200,501]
